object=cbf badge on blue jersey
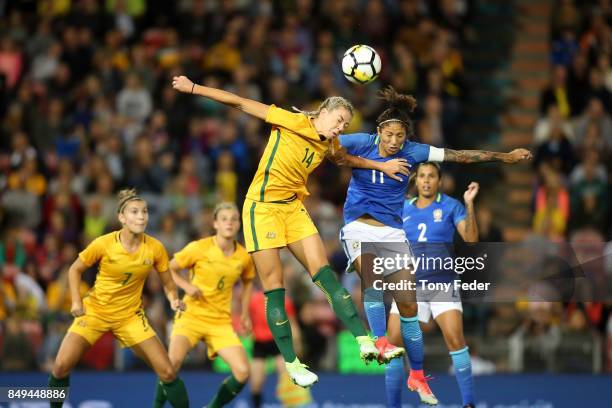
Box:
[340,133,434,229]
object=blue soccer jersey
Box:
[340,133,437,229]
[402,193,466,283]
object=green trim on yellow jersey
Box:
[250,201,259,251]
[259,129,281,201]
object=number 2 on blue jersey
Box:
[417,223,427,242]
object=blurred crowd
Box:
[0,0,610,375]
[518,0,612,374]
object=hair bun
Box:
[377,86,417,113]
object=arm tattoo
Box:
[444,149,505,163]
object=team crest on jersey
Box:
[433,209,443,222]
[352,241,360,250]
[266,232,277,239]
[143,259,153,265]
[77,319,86,327]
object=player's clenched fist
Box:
[172,75,195,94]
[503,148,532,163]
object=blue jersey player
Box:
[332,86,531,407]
[337,89,443,405]
[388,162,479,408]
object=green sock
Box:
[161,377,189,408]
[48,374,69,408]
[313,265,367,337]
[265,288,297,362]
[154,379,167,407]
[208,375,246,408]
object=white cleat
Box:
[285,358,318,388]
[356,335,379,364]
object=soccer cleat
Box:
[407,373,438,405]
[375,336,405,364]
[285,358,318,388]
[356,335,379,363]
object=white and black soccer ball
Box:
[342,45,382,84]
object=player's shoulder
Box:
[191,236,215,251]
[403,196,418,212]
[341,132,376,144]
[402,140,430,152]
[440,193,463,209]
[144,234,167,251]
[270,105,310,126]
[91,231,118,246]
[235,241,250,257]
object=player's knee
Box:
[259,272,283,291]
[158,365,177,383]
[169,357,182,373]
[52,359,72,379]
[232,363,250,383]
[396,301,417,317]
[446,335,466,352]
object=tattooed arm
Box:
[443,148,532,164]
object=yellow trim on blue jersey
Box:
[408,193,442,205]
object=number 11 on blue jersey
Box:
[371,170,384,184]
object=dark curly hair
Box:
[376,86,417,137]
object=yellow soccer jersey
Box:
[79,231,169,321]
[246,105,329,202]
[174,237,255,324]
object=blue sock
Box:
[400,316,423,370]
[450,346,474,406]
[385,357,405,408]
[363,287,386,337]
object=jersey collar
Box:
[408,193,442,206]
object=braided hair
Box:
[376,86,417,137]
[117,188,144,213]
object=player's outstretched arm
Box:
[443,148,532,164]
[172,75,270,120]
[67,258,89,317]
[327,138,410,181]
[158,267,185,312]
[457,182,479,243]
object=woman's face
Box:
[213,208,240,239]
[315,107,352,139]
[415,164,441,198]
[377,122,407,156]
[118,200,148,234]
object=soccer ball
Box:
[342,45,382,84]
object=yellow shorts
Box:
[68,308,155,348]
[171,311,242,359]
[242,198,318,252]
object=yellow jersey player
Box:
[154,202,255,408]
[48,189,189,408]
[172,75,409,388]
